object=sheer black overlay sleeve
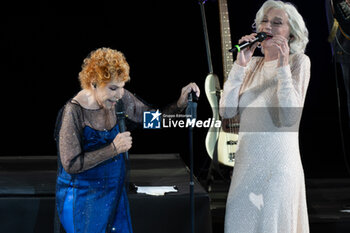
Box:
[57,89,185,174]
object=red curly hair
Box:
[79,47,130,89]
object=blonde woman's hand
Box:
[236,33,259,67]
[271,35,289,67]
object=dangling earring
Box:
[251,22,257,31]
[257,42,262,49]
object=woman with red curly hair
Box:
[54,47,199,233]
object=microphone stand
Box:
[186,91,198,233]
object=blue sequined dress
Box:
[55,98,137,233]
[55,90,184,233]
[56,124,132,233]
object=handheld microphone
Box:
[229,32,269,53]
[115,100,128,160]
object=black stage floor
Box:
[0,154,211,233]
[208,176,350,233]
[1,155,350,233]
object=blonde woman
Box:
[220,0,310,232]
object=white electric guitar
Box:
[204,0,239,167]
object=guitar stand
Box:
[205,141,232,192]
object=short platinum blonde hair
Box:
[254,0,309,54]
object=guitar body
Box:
[204,73,220,158]
[205,73,238,167]
[217,129,238,167]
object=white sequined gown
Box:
[220,53,311,233]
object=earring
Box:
[92,83,97,88]
[257,43,262,49]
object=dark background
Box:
[2,0,350,179]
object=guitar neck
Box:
[218,0,233,82]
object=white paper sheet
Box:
[136,186,178,196]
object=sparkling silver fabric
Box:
[58,89,184,174]
[220,54,311,233]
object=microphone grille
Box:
[257,32,267,42]
[116,100,125,113]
